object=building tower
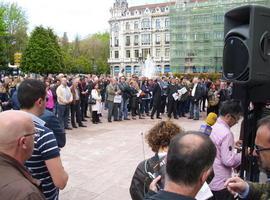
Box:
[111,0,128,17]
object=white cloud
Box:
[2,0,168,40]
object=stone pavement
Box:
[60,113,241,200]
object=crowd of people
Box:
[0,73,233,128]
[130,100,270,200]
[0,73,269,200]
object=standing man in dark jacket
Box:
[118,76,131,120]
[150,79,162,119]
[167,77,179,119]
[40,109,66,148]
[189,77,203,120]
[79,77,89,121]
[159,77,168,115]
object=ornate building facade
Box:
[108,0,174,76]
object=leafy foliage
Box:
[61,32,110,74]
[21,26,64,74]
[0,7,8,70]
[0,2,28,64]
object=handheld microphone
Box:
[199,112,217,136]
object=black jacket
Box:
[144,190,195,200]
[40,110,66,148]
[130,154,160,200]
[191,83,203,102]
[167,84,178,101]
[152,83,162,106]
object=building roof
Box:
[129,2,175,12]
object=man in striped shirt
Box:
[18,79,69,200]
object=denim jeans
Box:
[57,104,70,128]
[140,99,150,114]
[107,101,118,121]
[120,98,129,119]
[189,101,200,119]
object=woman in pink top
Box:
[209,100,243,200]
[45,81,55,112]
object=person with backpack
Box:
[129,121,185,200]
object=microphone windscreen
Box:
[205,112,218,126]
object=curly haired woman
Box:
[129,120,185,200]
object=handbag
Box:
[88,95,96,105]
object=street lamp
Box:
[91,57,97,74]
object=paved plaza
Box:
[60,114,241,200]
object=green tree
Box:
[21,26,64,74]
[0,7,8,70]
[79,32,110,74]
[1,2,28,64]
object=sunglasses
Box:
[254,145,270,155]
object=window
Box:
[156,48,161,58]
[114,37,119,47]
[164,65,170,73]
[142,48,151,60]
[134,50,139,58]
[125,66,131,74]
[156,19,161,29]
[142,18,150,29]
[156,34,161,44]
[134,35,139,46]
[165,18,170,28]
[141,34,151,45]
[165,48,170,57]
[165,33,170,44]
[126,22,130,30]
[126,50,130,58]
[126,36,130,46]
[113,23,119,32]
[134,21,139,29]
[115,51,119,59]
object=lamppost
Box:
[214,51,218,73]
[91,57,97,74]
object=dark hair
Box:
[146,121,184,153]
[166,131,216,186]
[18,79,46,109]
[219,100,243,117]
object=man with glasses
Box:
[225,116,270,200]
[18,79,68,200]
[209,100,243,200]
[0,110,45,199]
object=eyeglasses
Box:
[254,145,270,155]
[24,130,40,138]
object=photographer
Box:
[129,121,184,200]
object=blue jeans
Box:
[189,101,200,119]
[120,98,129,119]
[107,101,118,121]
[57,104,70,128]
[140,99,150,114]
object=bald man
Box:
[0,110,45,200]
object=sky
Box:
[3,0,169,41]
